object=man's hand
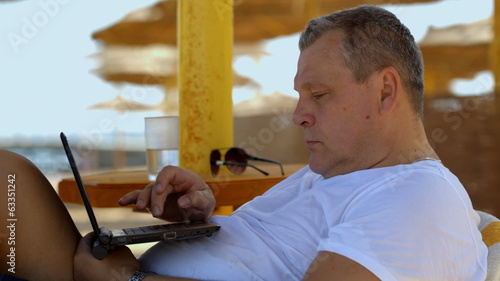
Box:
[119,165,215,222]
[74,233,140,281]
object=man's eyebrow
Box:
[295,81,332,92]
[294,82,312,92]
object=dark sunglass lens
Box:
[227,148,247,162]
[210,149,221,177]
[225,147,247,175]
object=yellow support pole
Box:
[491,0,500,100]
[177,0,234,175]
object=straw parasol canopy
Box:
[419,18,492,96]
[92,0,438,46]
[90,43,265,88]
[91,0,438,87]
[233,92,298,117]
[87,95,160,113]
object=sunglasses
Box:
[210,147,285,177]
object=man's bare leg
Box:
[0,149,81,280]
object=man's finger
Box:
[178,190,215,221]
[135,184,154,210]
[182,190,214,211]
[151,183,170,217]
[118,190,143,206]
[77,232,95,253]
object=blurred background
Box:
[1,0,499,216]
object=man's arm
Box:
[303,251,380,281]
[74,233,199,281]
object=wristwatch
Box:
[129,270,156,281]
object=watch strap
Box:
[129,270,156,281]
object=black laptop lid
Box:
[60,132,101,236]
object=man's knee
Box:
[0,149,79,280]
[0,149,23,161]
[0,150,40,176]
[0,149,52,202]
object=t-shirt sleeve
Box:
[317,171,486,281]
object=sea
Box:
[2,133,147,177]
[4,146,147,177]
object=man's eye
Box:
[313,93,327,100]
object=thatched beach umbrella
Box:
[93,0,438,46]
[419,18,492,96]
[90,0,438,86]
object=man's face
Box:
[293,30,383,178]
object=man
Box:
[0,5,487,281]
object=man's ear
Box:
[377,67,401,116]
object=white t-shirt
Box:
[139,161,488,280]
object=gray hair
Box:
[299,5,424,118]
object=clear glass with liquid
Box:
[147,149,179,181]
[145,116,179,181]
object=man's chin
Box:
[308,159,330,177]
[308,157,349,178]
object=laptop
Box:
[60,132,221,260]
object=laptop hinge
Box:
[98,227,112,245]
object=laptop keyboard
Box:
[123,224,177,235]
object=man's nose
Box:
[292,100,314,127]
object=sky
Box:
[0,0,494,149]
